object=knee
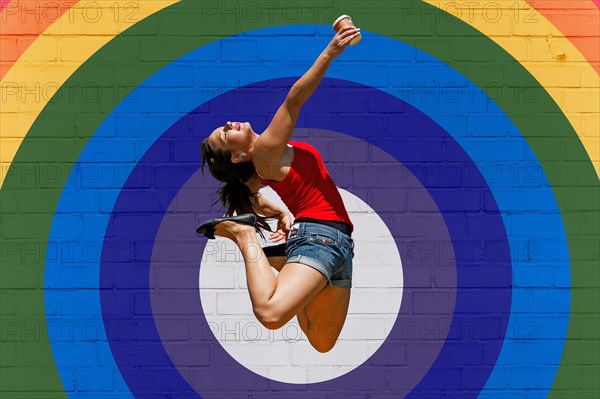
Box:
[312,340,335,353]
[308,327,338,353]
[253,306,287,330]
[307,322,341,353]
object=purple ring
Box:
[151,128,454,393]
[100,78,511,397]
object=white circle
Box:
[199,188,403,383]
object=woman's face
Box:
[208,121,252,155]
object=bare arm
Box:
[252,188,292,244]
[254,25,361,164]
[245,175,287,219]
[253,192,286,219]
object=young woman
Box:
[197,25,361,353]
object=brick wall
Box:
[1,1,598,398]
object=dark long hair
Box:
[200,138,273,239]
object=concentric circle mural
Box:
[1,1,598,398]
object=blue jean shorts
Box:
[284,222,355,288]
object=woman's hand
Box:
[269,212,291,243]
[325,25,361,59]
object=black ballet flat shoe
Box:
[262,243,287,257]
[196,213,258,239]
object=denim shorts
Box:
[284,222,355,288]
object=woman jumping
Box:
[197,25,361,353]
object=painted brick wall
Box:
[1,1,598,399]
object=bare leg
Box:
[263,247,350,352]
[296,304,311,337]
[266,250,351,353]
[214,221,327,329]
[306,286,351,352]
[268,255,287,272]
[296,286,351,352]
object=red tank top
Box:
[258,141,354,232]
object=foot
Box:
[196,213,257,239]
[213,220,256,241]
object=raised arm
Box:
[253,25,361,164]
